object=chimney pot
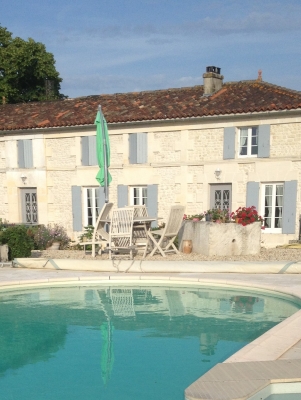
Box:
[203,66,224,95]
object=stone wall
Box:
[47,170,76,233]
[188,128,223,162]
[153,131,181,163]
[0,142,6,169]
[156,166,181,221]
[0,172,8,220]
[110,134,123,165]
[271,123,301,158]
[46,137,76,169]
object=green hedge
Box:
[0,224,34,260]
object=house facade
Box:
[1,67,301,247]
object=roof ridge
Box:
[224,79,301,96]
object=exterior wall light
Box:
[214,168,222,180]
[21,174,27,184]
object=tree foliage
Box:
[0,25,65,104]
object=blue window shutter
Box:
[71,186,82,231]
[137,133,148,164]
[258,124,270,158]
[282,180,297,234]
[246,182,260,209]
[88,136,97,166]
[18,140,25,168]
[117,185,128,207]
[223,127,236,159]
[23,140,33,168]
[81,137,89,166]
[129,134,137,164]
[147,184,158,227]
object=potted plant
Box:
[230,206,264,227]
[183,213,204,222]
[204,209,230,223]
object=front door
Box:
[21,188,38,224]
[210,184,232,211]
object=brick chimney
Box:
[203,66,224,95]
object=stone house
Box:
[0,66,301,247]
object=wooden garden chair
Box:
[126,205,149,246]
[78,202,113,257]
[109,207,135,260]
[143,205,185,258]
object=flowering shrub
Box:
[183,213,204,221]
[33,224,70,249]
[230,206,264,227]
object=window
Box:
[129,186,147,206]
[117,184,158,226]
[223,125,270,160]
[83,187,101,226]
[129,133,148,164]
[239,127,258,157]
[81,136,97,166]
[261,183,283,232]
[18,140,33,168]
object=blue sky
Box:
[1,0,301,98]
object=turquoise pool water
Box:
[0,285,300,400]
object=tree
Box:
[0,25,65,104]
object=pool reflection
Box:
[0,285,300,399]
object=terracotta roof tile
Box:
[0,80,301,131]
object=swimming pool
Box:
[0,284,300,400]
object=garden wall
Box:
[178,221,261,256]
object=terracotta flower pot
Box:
[182,240,192,254]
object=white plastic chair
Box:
[143,205,185,258]
[109,207,135,260]
[78,202,113,257]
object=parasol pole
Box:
[98,105,109,203]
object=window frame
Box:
[261,182,284,233]
[82,187,101,227]
[129,186,148,206]
[238,127,258,158]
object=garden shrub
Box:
[33,224,70,250]
[0,224,34,260]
